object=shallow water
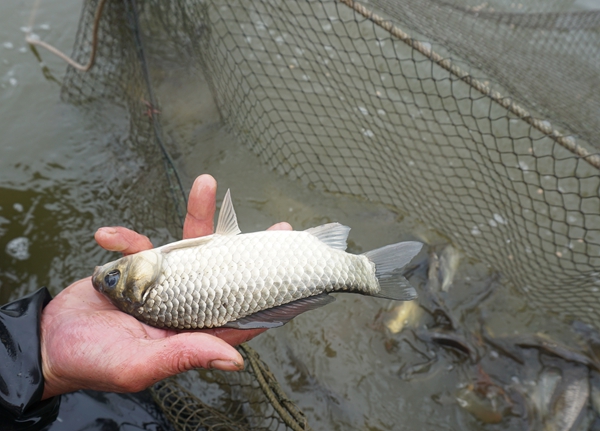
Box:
[1,0,99,302]
[1,1,599,431]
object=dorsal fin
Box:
[215,189,241,236]
[304,223,350,251]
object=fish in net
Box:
[29,0,600,429]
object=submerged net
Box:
[190,0,600,324]
[56,0,599,429]
[150,344,310,431]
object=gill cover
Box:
[91,250,162,314]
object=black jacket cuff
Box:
[0,287,61,430]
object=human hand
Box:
[40,174,292,400]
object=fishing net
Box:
[54,0,599,429]
[186,0,600,326]
[150,345,309,431]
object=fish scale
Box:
[92,190,423,330]
[139,231,375,329]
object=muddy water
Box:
[0,0,175,304]
[154,57,594,431]
[0,0,108,302]
[1,1,598,431]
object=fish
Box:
[525,365,590,431]
[439,245,460,292]
[544,366,589,431]
[92,190,423,330]
[455,386,504,424]
[380,300,423,334]
[427,244,461,293]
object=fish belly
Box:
[138,231,378,329]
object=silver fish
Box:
[544,366,589,431]
[92,190,423,329]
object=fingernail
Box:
[209,360,243,371]
[98,227,118,235]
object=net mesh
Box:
[149,344,310,431]
[57,0,600,429]
[61,0,188,239]
[191,0,600,324]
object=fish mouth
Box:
[91,261,141,314]
[91,266,104,292]
[91,251,161,315]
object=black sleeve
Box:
[0,287,61,430]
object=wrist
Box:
[40,312,62,400]
[39,291,86,400]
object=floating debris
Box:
[6,237,30,260]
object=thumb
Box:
[152,332,244,372]
[125,333,244,391]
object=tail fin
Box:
[363,241,423,301]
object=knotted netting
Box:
[189,0,600,324]
[54,0,599,429]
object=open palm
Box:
[40,175,291,399]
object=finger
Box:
[267,222,293,231]
[184,175,217,239]
[94,227,153,255]
[158,332,244,371]
[203,327,267,346]
[127,333,244,390]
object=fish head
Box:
[92,250,162,314]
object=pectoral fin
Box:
[223,293,336,329]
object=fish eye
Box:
[104,269,121,289]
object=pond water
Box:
[1,1,598,431]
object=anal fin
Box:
[223,293,336,329]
